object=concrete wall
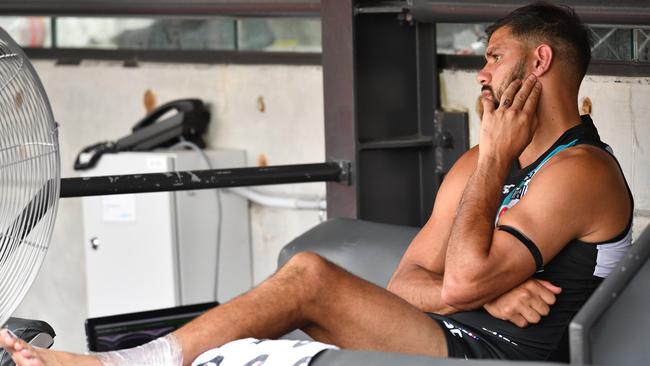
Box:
[10,62,650,353]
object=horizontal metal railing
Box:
[0,0,320,17]
[409,0,650,26]
[60,162,349,198]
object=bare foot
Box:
[0,329,101,366]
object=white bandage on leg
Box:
[95,333,183,366]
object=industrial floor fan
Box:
[0,27,60,330]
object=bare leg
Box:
[1,252,448,366]
[175,252,447,364]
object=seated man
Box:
[0,1,633,365]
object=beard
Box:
[481,56,528,109]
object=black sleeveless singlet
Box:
[429,115,634,361]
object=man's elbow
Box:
[386,272,406,297]
[386,280,398,295]
[441,276,484,310]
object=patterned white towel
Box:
[191,338,338,366]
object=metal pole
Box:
[0,0,320,17]
[409,0,650,25]
[322,0,358,220]
[60,162,348,198]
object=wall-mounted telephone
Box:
[74,99,210,171]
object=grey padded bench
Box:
[279,218,650,366]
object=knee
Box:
[282,251,335,286]
[284,251,330,274]
[277,252,340,317]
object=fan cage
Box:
[0,27,60,328]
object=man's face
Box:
[477,27,530,109]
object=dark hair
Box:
[485,1,592,82]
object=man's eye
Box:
[494,55,502,61]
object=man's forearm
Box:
[388,265,460,315]
[449,154,509,257]
[443,154,510,304]
[389,154,510,312]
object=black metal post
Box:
[322,0,358,220]
[322,0,469,226]
[322,1,443,227]
[60,162,347,198]
[50,17,57,48]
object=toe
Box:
[14,340,24,351]
[13,349,43,366]
[21,348,36,359]
[0,329,17,351]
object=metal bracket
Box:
[336,160,353,186]
[433,110,469,178]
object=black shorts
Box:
[427,313,541,360]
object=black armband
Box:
[497,225,544,273]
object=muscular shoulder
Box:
[526,144,631,241]
[539,144,625,188]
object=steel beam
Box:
[0,0,320,17]
[410,0,650,25]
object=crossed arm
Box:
[388,75,589,327]
[386,143,562,328]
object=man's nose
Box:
[476,68,490,85]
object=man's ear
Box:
[531,44,553,77]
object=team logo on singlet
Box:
[496,174,533,224]
[502,184,515,194]
[496,139,579,225]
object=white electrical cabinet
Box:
[81,150,252,318]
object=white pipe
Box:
[227,187,326,210]
[170,140,326,211]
